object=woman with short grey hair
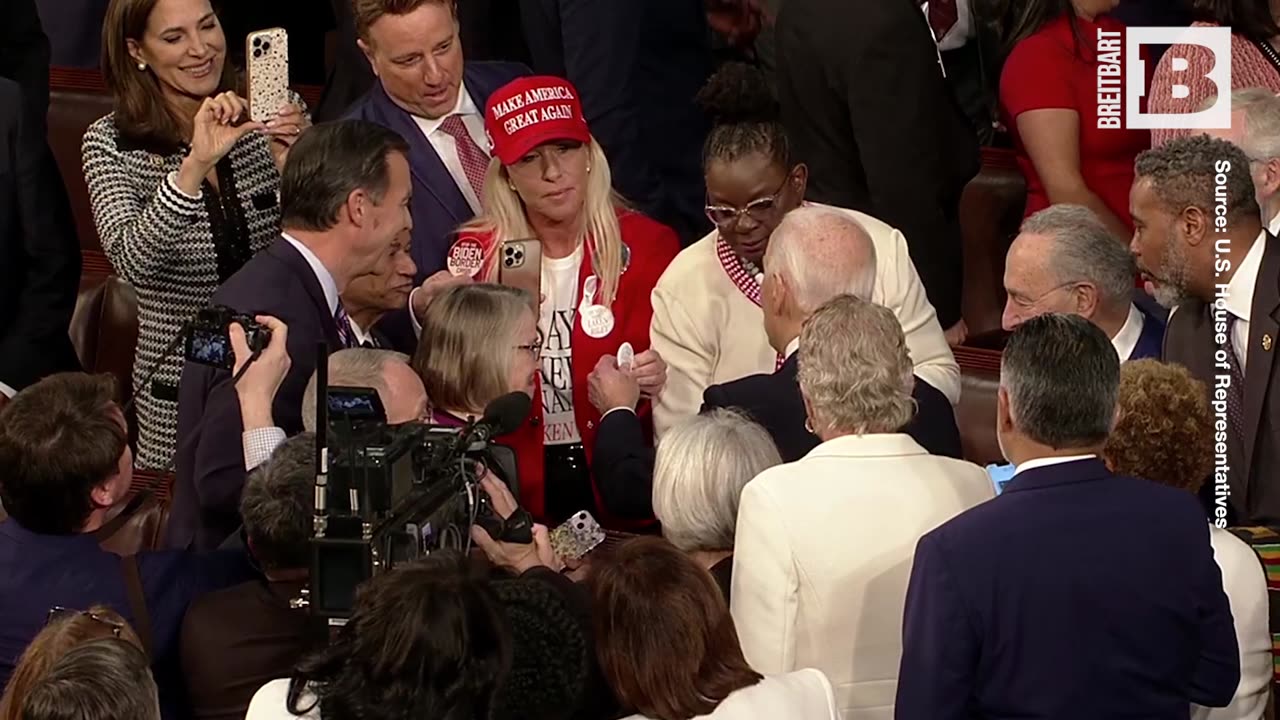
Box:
[652,409,782,601]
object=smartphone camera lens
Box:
[575,522,584,530]
[262,41,271,52]
[252,37,261,47]
[252,49,261,58]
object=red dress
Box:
[999,14,1152,231]
[450,209,680,528]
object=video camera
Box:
[307,374,533,620]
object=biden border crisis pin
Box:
[447,238,485,278]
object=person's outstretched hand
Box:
[231,315,289,430]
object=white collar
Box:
[1110,304,1145,362]
[1013,454,1097,477]
[1223,231,1266,324]
[1268,208,1279,236]
[348,315,373,346]
[784,336,800,359]
[414,81,479,135]
[281,233,340,315]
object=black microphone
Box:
[470,392,532,442]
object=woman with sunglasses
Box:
[440,76,680,529]
[650,63,959,437]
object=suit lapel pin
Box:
[1264,334,1274,352]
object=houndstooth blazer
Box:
[82,115,284,469]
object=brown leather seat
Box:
[70,269,139,422]
[959,149,1027,338]
[96,490,172,556]
[47,77,115,254]
[954,346,1004,466]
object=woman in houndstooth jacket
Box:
[84,0,308,468]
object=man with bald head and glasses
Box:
[1002,204,1165,362]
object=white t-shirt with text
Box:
[540,246,584,445]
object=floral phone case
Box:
[549,510,606,561]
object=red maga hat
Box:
[485,76,591,166]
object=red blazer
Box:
[450,209,680,527]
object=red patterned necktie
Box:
[928,0,958,42]
[440,115,489,205]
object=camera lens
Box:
[252,49,261,58]
[252,37,261,47]
[262,41,271,52]
[575,522,584,530]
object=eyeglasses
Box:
[46,607,124,637]
[1008,281,1081,309]
[705,176,790,228]
[515,340,543,355]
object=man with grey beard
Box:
[1131,135,1277,524]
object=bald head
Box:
[763,206,877,313]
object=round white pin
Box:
[581,305,615,338]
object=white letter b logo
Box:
[1126,26,1231,129]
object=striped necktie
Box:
[334,304,356,349]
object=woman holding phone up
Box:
[443,76,680,528]
[84,0,308,468]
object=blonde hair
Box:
[0,606,144,720]
[653,410,781,553]
[461,138,627,305]
[412,284,532,414]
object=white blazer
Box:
[621,668,840,720]
[1193,527,1271,720]
[245,679,318,720]
[731,434,994,720]
[649,203,958,437]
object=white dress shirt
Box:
[1268,209,1279,236]
[281,233,339,316]
[1012,454,1098,477]
[1110,304,1146,363]
[1223,232,1265,372]
[411,82,488,213]
[348,316,374,347]
[921,0,973,52]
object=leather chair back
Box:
[959,149,1027,338]
[70,271,139,436]
[955,347,1004,466]
[47,83,115,254]
[96,491,172,556]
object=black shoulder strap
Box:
[120,555,153,658]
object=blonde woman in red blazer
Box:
[445,76,680,528]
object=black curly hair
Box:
[696,62,791,170]
[490,576,593,720]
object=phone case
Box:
[499,239,542,308]
[549,510,606,561]
[246,27,290,124]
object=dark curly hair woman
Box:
[243,552,511,720]
[1103,358,1271,719]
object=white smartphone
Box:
[245,27,290,124]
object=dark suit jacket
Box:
[0,78,80,394]
[1163,233,1280,525]
[895,459,1239,719]
[343,63,528,282]
[593,408,656,520]
[180,579,316,720]
[775,0,978,328]
[701,353,963,462]
[171,238,345,550]
[1127,301,1166,361]
[519,0,712,245]
[0,0,50,132]
[0,520,252,720]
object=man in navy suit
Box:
[896,313,1239,719]
[171,121,412,551]
[343,0,527,290]
[1003,205,1165,362]
[0,374,250,720]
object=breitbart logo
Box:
[1097,25,1232,130]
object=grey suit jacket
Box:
[1163,232,1280,525]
